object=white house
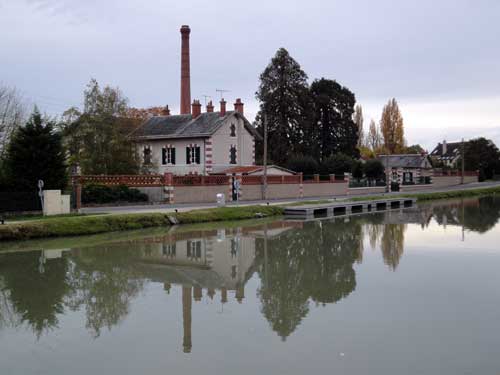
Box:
[131,99,261,175]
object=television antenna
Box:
[216,89,230,100]
[202,95,212,106]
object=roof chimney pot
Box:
[192,99,202,118]
[161,105,170,116]
[206,101,214,113]
[234,98,244,115]
[220,99,226,117]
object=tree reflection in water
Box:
[256,218,362,340]
[64,246,145,338]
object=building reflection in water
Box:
[0,196,499,347]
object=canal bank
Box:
[1,184,499,241]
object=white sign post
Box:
[37,180,45,213]
[234,179,241,205]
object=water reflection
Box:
[0,196,498,349]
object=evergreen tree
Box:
[380,98,406,154]
[457,137,500,180]
[4,108,67,191]
[254,48,310,165]
[310,78,359,160]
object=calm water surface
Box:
[1,197,500,374]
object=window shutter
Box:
[186,147,191,165]
[171,148,176,165]
[195,147,200,164]
[162,148,167,165]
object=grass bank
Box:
[0,205,283,241]
[349,185,500,202]
[1,185,498,242]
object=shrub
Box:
[352,160,364,179]
[320,153,354,176]
[82,184,148,204]
[363,159,385,180]
[286,154,320,176]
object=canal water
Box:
[0,197,499,374]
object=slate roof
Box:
[130,111,261,140]
[378,154,432,169]
[430,142,461,159]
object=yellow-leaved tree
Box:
[380,98,406,154]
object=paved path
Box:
[80,181,500,215]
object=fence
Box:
[432,170,478,177]
[73,175,166,187]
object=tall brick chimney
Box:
[192,99,201,118]
[220,99,226,117]
[234,98,244,115]
[180,25,191,115]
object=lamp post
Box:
[262,114,268,200]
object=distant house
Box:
[430,140,462,167]
[378,154,433,185]
[130,100,261,175]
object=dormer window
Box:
[230,123,236,137]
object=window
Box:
[162,146,176,165]
[230,238,238,258]
[187,240,202,260]
[229,145,237,164]
[143,146,152,165]
[230,123,236,137]
[162,243,176,258]
[186,145,200,165]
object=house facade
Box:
[131,100,260,175]
[378,154,433,185]
[430,140,462,167]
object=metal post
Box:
[461,138,465,184]
[262,113,268,200]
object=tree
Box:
[351,160,364,179]
[310,78,359,160]
[365,119,382,151]
[286,154,319,176]
[254,49,310,165]
[320,153,354,176]
[457,138,500,180]
[404,144,425,154]
[363,159,385,180]
[60,79,141,175]
[4,108,67,191]
[353,104,364,147]
[0,85,26,159]
[380,98,406,154]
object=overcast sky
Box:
[1,0,499,149]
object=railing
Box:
[173,175,230,186]
[433,170,478,177]
[73,173,350,188]
[73,175,165,187]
